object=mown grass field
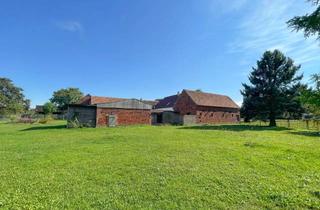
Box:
[0,121,319,209]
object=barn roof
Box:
[154,94,179,109]
[97,99,152,110]
[183,90,240,109]
[78,95,127,105]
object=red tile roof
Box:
[78,95,126,105]
[184,90,239,109]
[154,94,179,109]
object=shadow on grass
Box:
[179,124,291,131]
[290,131,320,137]
[21,125,66,131]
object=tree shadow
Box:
[21,125,66,131]
[289,131,320,137]
[179,124,291,131]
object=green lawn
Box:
[0,121,319,209]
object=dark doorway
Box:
[157,113,163,123]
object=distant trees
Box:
[0,77,30,115]
[50,88,83,111]
[287,0,320,39]
[241,50,304,127]
[300,73,320,116]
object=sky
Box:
[1,0,319,107]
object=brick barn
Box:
[67,95,153,127]
[152,90,240,125]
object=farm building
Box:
[152,89,240,125]
[67,96,153,127]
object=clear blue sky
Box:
[1,0,319,107]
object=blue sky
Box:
[1,0,319,107]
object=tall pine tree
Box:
[241,50,303,126]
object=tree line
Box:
[0,80,83,117]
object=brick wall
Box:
[195,106,240,124]
[174,92,240,124]
[174,91,197,115]
[96,108,151,126]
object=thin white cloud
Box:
[229,0,320,66]
[55,21,83,33]
[210,0,248,14]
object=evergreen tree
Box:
[287,0,320,39]
[241,50,303,126]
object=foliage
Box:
[42,102,57,116]
[38,116,54,124]
[287,0,320,39]
[50,88,83,110]
[0,122,319,209]
[241,50,303,126]
[300,73,320,116]
[0,77,30,115]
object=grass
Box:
[0,121,319,209]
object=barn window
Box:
[211,113,214,117]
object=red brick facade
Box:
[174,91,240,124]
[96,108,151,127]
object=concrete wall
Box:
[162,112,182,125]
[96,108,151,127]
[183,115,197,125]
[67,106,96,127]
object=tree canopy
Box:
[241,50,303,126]
[50,88,83,110]
[287,0,320,39]
[300,73,320,116]
[42,102,57,116]
[0,77,30,115]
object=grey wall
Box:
[182,115,197,125]
[163,112,182,125]
[67,106,96,127]
[97,99,152,110]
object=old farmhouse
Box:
[67,90,240,127]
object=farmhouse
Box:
[67,95,153,127]
[152,90,240,125]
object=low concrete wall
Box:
[183,115,197,125]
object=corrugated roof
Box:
[184,90,239,109]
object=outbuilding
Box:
[67,98,152,127]
[152,89,240,125]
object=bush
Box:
[38,115,54,124]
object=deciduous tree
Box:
[0,77,30,115]
[50,88,83,110]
